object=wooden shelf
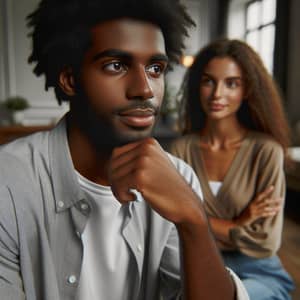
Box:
[0,125,52,145]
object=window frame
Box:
[244,0,277,72]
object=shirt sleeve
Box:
[0,186,25,299]
[229,143,285,257]
[159,225,182,299]
[160,155,250,299]
[159,154,203,299]
[166,152,204,201]
[159,226,250,300]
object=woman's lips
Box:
[118,108,156,128]
[210,102,226,111]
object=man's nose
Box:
[126,67,154,101]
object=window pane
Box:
[246,30,260,53]
[246,1,261,30]
[262,0,277,24]
[260,24,275,72]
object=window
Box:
[245,0,277,72]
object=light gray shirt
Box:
[0,117,248,300]
[75,171,134,300]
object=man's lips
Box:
[117,108,156,128]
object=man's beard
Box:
[70,96,159,154]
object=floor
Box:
[278,192,300,300]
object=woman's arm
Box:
[209,186,282,248]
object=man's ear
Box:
[59,67,76,96]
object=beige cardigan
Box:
[169,131,285,258]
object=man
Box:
[0,0,248,299]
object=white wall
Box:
[0,0,6,101]
[166,0,211,98]
[0,0,207,125]
[226,0,300,129]
[0,0,68,125]
[227,0,247,39]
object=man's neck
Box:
[67,124,112,186]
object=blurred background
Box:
[1,0,299,128]
[0,0,299,298]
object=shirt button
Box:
[80,203,89,210]
[68,275,77,284]
[137,244,142,253]
[76,231,81,238]
[58,201,64,208]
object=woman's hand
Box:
[234,186,282,226]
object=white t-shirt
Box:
[209,181,222,196]
[75,171,136,300]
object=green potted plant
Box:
[2,96,30,125]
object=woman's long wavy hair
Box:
[178,38,291,151]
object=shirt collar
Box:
[48,115,85,212]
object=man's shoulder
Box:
[0,130,50,160]
[165,152,203,200]
[0,130,50,182]
[0,132,53,230]
[166,152,192,172]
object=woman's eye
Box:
[226,80,239,88]
[201,77,214,86]
[103,62,126,73]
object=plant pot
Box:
[11,111,25,125]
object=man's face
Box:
[70,18,168,150]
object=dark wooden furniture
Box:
[0,125,52,145]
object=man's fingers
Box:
[112,139,144,157]
[109,139,161,204]
[109,155,139,180]
[110,138,159,171]
[110,143,142,172]
[112,137,158,158]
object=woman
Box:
[169,39,295,299]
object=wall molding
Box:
[0,0,16,99]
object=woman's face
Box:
[199,56,245,121]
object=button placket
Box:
[80,203,88,211]
[78,200,91,216]
[67,274,77,285]
[58,201,64,208]
[137,244,142,253]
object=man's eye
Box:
[146,64,164,76]
[103,62,126,73]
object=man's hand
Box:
[109,138,236,299]
[108,138,203,225]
